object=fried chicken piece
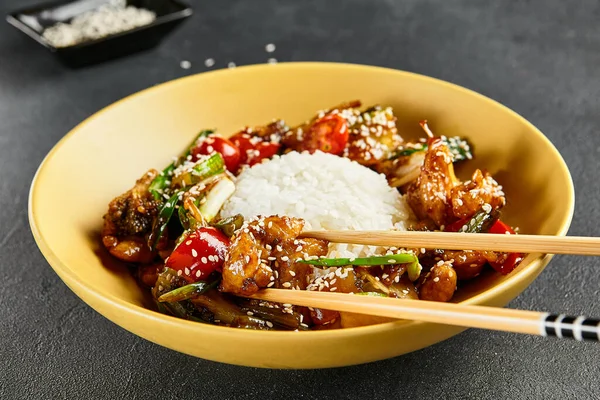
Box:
[450,169,506,220]
[220,216,328,296]
[406,139,457,227]
[344,105,403,166]
[406,138,505,228]
[102,169,160,263]
[418,262,457,302]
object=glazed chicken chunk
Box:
[220,215,328,296]
[406,138,505,228]
[102,169,160,263]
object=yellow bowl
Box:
[28,62,574,369]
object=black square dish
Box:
[6,0,192,67]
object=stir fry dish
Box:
[102,100,524,330]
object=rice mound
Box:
[220,151,415,257]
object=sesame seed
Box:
[266,321,274,328]
[245,255,250,263]
[184,267,190,275]
[433,277,440,283]
[265,43,276,52]
[282,282,292,288]
[196,270,201,278]
[330,287,337,291]
[227,62,236,68]
[289,270,296,276]
[180,60,191,69]
[191,249,198,257]
[201,256,207,264]
[204,58,215,67]
[281,256,289,261]
[267,58,277,64]
[42,3,157,48]
[185,240,192,245]
[247,311,254,316]
[267,282,275,287]
[177,270,182,276]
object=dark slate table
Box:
[2,1,599,398]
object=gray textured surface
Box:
[1,0,600,399]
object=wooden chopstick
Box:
[249,289,600,341]
[300,230,600,256]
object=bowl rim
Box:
[28,61,575,340]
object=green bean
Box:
[300,253,418,267]
[158,280,218,302]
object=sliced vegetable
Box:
[489,252,523,275]
[300,253,418,268]
[488,220,523,275]
[304,113,349,155]
[355,292,388,297]
[230,133,281,167]
[165,226,230,283]
[357,269,390,294]
[488,219,516,235]
[178,196,207,231]
[198,177,235,222]
[148,164,175,200]
[391,143,427,158]
[191,291,272,329]
[390,136,472,162]
[446,208,500,233]
[178,202,192,230]
[191,134,241,173]
[241,304,302,330]
[171,153,225,188]
[149,191,181,249]
[183,197,206,228]
[152,268,204,322]
[148,129,214,199]
[212,214,244,237]
[406,259,423,282]
[158,280,218,302]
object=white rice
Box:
[221,151,415,257]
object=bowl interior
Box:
[29,63,574,368]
